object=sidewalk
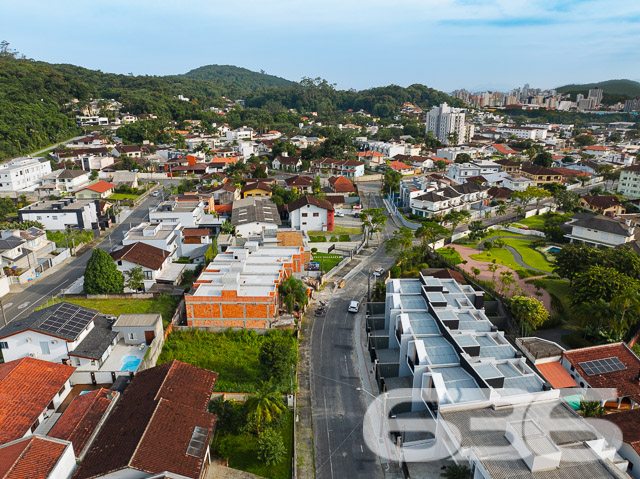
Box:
[6,253,76,295]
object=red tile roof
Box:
[328,176,356,193]
[563,343,640,402]
[491,144,517,155]
[536,361,578,389]
[287,195,334,212]
[82,181,116,194]
[110,242,170,271]
[48,388,116,456]
[0,436,70,479]
[388,161,414,171]
[0,358,75,444]
[74,361,218,479]
[183,228,210,237]
[602,408,640,456]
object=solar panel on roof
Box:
[186,426,209,457]
[579,357,626,376]
[36,303,96,338]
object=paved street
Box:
[311,183,400,479]
[0,192,166,324]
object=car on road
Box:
[373,267,384,277]
[152,191,160,197]
[348,300,360,313]
[335,212,344,217]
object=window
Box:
[0,341,7,349]
[128,332,137,340]
[313,213,319,217]
[36,216,42,220]
[90,359,96,366]
[40,342,50,355]
[144,271,152,280]
[58,384,66,396]
[302,213,308,217]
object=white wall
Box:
[290,204,328,231]
[235,221,278,237]
[50,442,76,479]
[0,330,76,363]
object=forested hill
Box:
[180,64,295,89]
[557,79,640,105]
[0,46,461,159]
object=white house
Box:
[410,183,488,218]
[564,213,635,248]
[0,157,52,193]
[435,146,485,162]
[287,196,335,231]
[123,222,183,258]
[231,197,281,237]
[496,125,548,140]
[149,199,205,228]
[18,198,98,230]
[110,242,179,291]
[39,169,91,193]
[446,159,501,183]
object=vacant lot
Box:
[312,253,343,272]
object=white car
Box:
[348,301,360,313]
[336,212,344,217]
[373,267,384,277]
[152,191,160,197]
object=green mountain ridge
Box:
[179,64,295,89]
[556,79,640,102]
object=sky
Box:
[1,0,640,93]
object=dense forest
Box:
[503,108,640,127]
[180,64,295,89]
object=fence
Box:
[353,174,383,183]
[63,292,159,300]
[50,248,71,267]
[70,369,133,386]
[138,333,166,371]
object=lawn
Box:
[500,238,554,272]
[454,229,530,246]
[109,193,141,201]
[41,295,180,328]
[517,212,572,230]
[157,328,297,393]
[312,253,343,272]
[526,277,572,318]
[308,226,361,237]
[470,247,521,270]
[436,247,463,265]
[214,408,294,479]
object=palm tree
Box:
[246,382,287,432]
[515,205,525,221]
[611,286,640,338]
[579,400,604,418]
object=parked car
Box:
[373,267,384,277]
[336,212,344,217]
[152,191,160,197]
[348,300,360,313]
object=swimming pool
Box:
[121,355,142,371]
[547,247,561,253]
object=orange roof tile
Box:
[0,358,75,444]
[82,181,116,194]
[0,436,69,479]
[536,361,578,389]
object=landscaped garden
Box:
[436,247,463,265]
[312,252,343,272]
[41,295,181,328]
[109,193,140,201]
[308,225,362,239]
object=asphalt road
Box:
[0,192,166,324]
[311,183,400,479]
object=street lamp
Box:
[356,387,388,438]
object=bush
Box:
[311,247,318,253]
[338,234,351,242]
[515,268,540,279]
[309,236,326,243]
[484,241,493,250]
[390,266,401,278]
[330,236,338,242]
[257,428,286,466]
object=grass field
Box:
[312,253,343,272]
[41,295,180,328]
[454,229,530,246]
[526,277,572,318]
[308,226,361,237]
[215,409,294,479]
[157,328,297,393]
[470,247,521,270]
[517,213,571,230]
[436,247,463,265]
[109,193,141,200]
[501,238,554,272]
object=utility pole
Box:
[367,269,371,302]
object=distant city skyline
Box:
[1,0,639,93]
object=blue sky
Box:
[1,0,639,92]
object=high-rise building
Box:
[588,88,604,106]
[624,98,640,112]
[425,103,470,145]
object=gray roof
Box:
[231,197,281,227]
[68,316,118,360]
[568,213,634,237]
[0,302,99,341]
[440,400,626,478]
[0,236,25,252]
[114,314,162,328]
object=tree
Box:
[252,164,268,179]
[360,208,387,239]
[555,189,579,212]
[312,176,322,196]
[571,266,633,306]
[454,153,472,164]
[257,428,286,466]
[382,169,402,194]
[510,295,549,334]
[553,244,599,286]
[278,276,308,313]
[435,159,448,171]
[443,209,471,233]
[89,170,98,180]
[84,248,124,294]
[259,332,297,382]
[385,227,413,257]
[580,400,604,418]
[221,220,235,234]
[574,134,596,147]
[533,151,553,167]
[246,382,287,431]
[467,220,487,240]
[528,186,551,211]
[542,182,565,198]
[125,266,145,292]
[611,286,640,338]
[496,201,507,220]
[415,221,448,252]
[515,205,525,220]
[441,464,472,479]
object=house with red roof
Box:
[75,181,116,200]
[73,361,217,479]
[110,242,178,291]
[286,196,334,232]
[387,161,416,176]
[328,176,356,194]
[603,408,640,476]
[579,195,626,216]
[488,144,518,157]
[0,435,76,479]
[0,357,75,444]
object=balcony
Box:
[408,355,416,373]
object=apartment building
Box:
[410,183,489,218]
[495,125,548,140]
[0,157,52,193]
[446,159,501,183]
[425,103,474,145]
[618,165,640,199]
[18,197,99,230]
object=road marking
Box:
[324,393,335,479]
[3,302,12,308]
[18,302,30,309]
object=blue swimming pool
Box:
[547,247,561,253]
[121,355,142,371]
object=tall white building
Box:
[425,103,473,145]
[0,157,52,193]
[588,87,604,106]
